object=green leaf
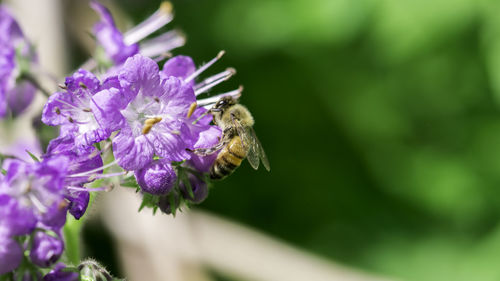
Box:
[25,150,40,162]
[179,170,194,199]
[169,192,177,216]
[120,176,139,188]
[1,169,6,176]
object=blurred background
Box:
[7,0,500,280]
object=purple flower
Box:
[135,160,176,195]
[30,231,64,268]
[99,55,195,170]
[45,133,103,219]
[42,69,117,152]
[0,6,37,117]
[43,263,79,281]
[90,1,138,65]
[0,158,68,228]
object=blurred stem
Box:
[19,72,51,98]
[63,216,82,266]
[63,192,97,266]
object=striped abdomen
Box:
[210,136,248,180]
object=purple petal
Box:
[41,91,76,126]
[0,236,23,274]
[149,121,191,161]
[158,76,196,117]
[119,55,162,98]
[0,194,36,236]
[66,189,89,220]
[161,55,195,81]
[64,69,100,93]
[91,87,128,132]
[6,80,35,116]
[91,1,138,65]
[187,126,221,172]
[113,127,155,171]
[43,263,79,281]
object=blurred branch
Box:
[99,188,395,281]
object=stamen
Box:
[55,94,95,116]
[142,117,163,135]
[67,186,112,192]
[28,193,48,213]
[197,86,243,107]
[68,160,118,178]
[124,2,174,45]
[186,102,197,118]
[194,68,236,96]
[153,52,172,63]
[89,171,126,181]
[140,30,185,58]
[171,130,180,135]
[58,200,69,210]
[192,111,209,125]
[184,51,225,83]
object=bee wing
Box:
[244,126,261,170]
[231,114,259,169]
[247,126,270,171]
[231,114,270,171]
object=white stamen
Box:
[197,86,243,107]
[28,193,48,213]
[194,68,236,96]
[67,186,111,192]
[184,51,225,83]
[124,2,173,45]
[195,68,235,90]
[55,99,86,112]
[90,171,127,180]
[68,160,118,178]
[140,30,185,58]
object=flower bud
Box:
[180,175,208,204]
[78,259,113,281]
[158,193,179,215]
[30,231,64,267]
[135,160,176,195]
[43,263,79,281]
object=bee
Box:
[191,96,270,180]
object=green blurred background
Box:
[80,0,500,280]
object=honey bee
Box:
[191,96,270,180]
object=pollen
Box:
[142,117,163,135]
[186,102,197,118]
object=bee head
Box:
[211,96,237,112]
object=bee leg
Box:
[189,138,230,156]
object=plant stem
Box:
[63,216,82,266]
[20,72,51,98]
[62,192,97,266]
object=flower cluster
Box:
[0,6,37,118]
[0,1,247,279]
[0,135,103,276]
